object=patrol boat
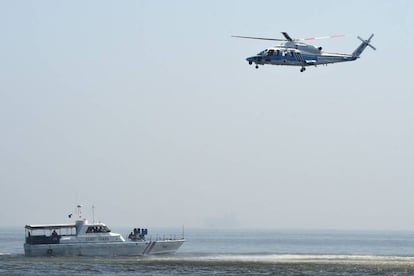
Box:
[24,208,185,256]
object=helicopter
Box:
[232,32,375,72]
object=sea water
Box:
[2,227,414,275]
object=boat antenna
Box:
[92,205,95,223]
[182,225,185,240]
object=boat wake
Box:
[2,252,414,267]
[142,253,414,266]
[2,252,414,276]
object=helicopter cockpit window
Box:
[257,50,266,56]
[275,50,280,56]
[267,49,274,56]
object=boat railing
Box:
[147,233,185,242]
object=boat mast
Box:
[76,204,82,219]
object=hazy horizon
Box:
[1,0,414,230]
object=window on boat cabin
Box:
[61,227,76,236]
[25,226,76,237]
[86,225,111,233]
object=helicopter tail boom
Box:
[352,34,376,58]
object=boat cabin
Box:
[25,219,120,245]
[25,223,77,245]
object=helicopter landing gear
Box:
[300,67,306,72]
[255,65,259,69]
[249,61,252,65]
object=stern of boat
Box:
[143,239,185,255]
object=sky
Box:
[0,0,413,230]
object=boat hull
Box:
[24,239,185,257]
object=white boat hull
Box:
[24,239,185,257]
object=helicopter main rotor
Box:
[232,32,346,43]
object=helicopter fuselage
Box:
[247,42,356,71]
[235,32,375,72]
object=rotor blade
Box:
[281,32,294,41]
[299,34,346,41]
[232,35,286,42]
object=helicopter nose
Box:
[246,56,262,65]
[246,56,255,65]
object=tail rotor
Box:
[352,34,376,58]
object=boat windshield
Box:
[86,225,111,233]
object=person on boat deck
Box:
[52,230,58,236]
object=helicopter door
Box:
[294,51,305,64]
[265,49,274,63]
[281,51,287,63]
